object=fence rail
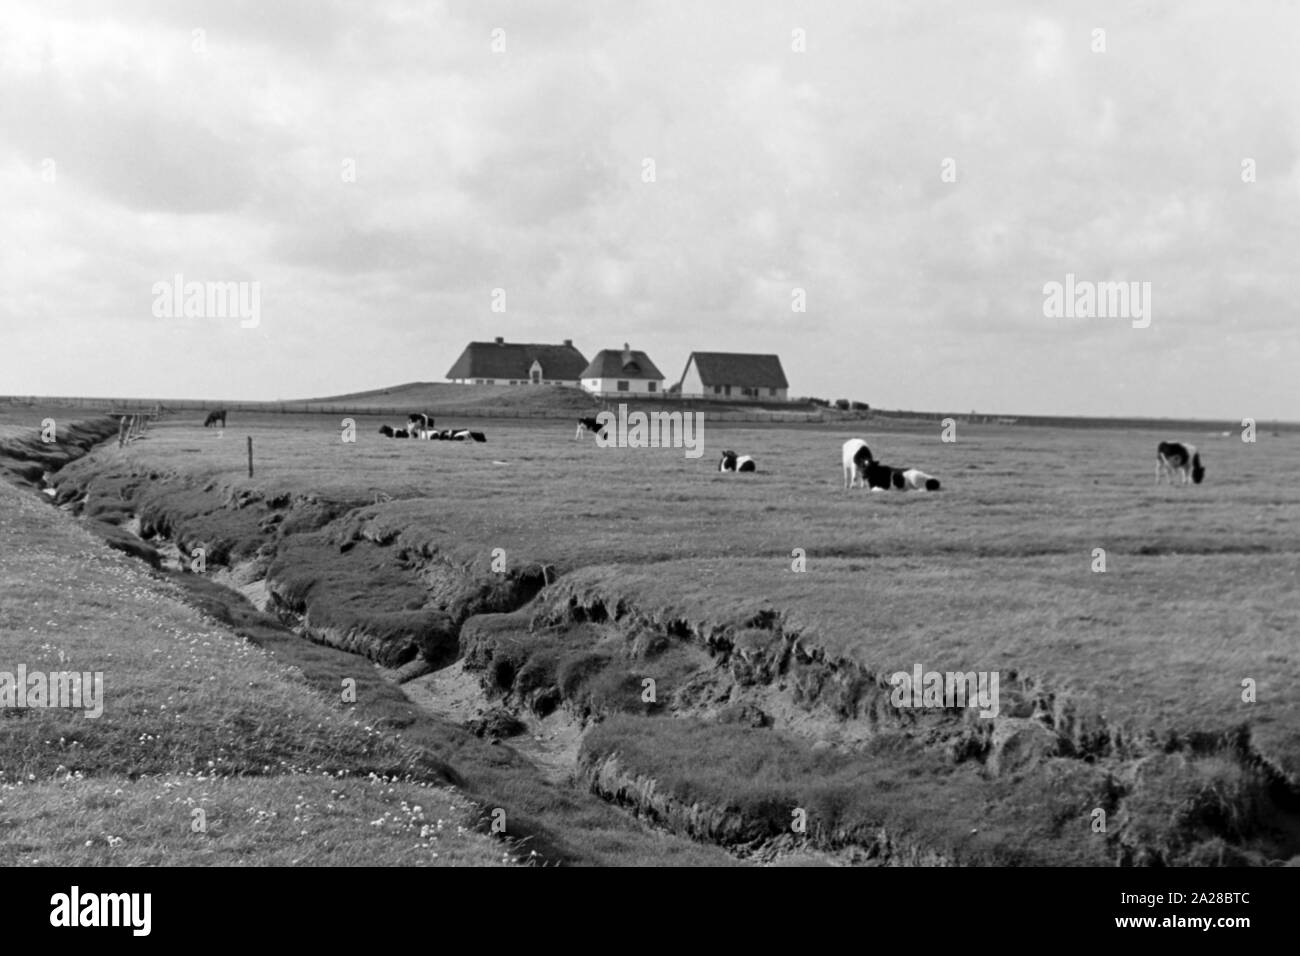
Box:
[0,395,830,424]
[6,396,1276,432]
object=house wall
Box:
[677,361,708,397]
[676,361,787,400]
[581,377,663,396]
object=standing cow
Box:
[1156,441,1205,485]
[842,438,874,489]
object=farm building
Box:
[675,352,789,401]
[445,337,589,386]
[580,344,666,396]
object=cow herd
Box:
[376,412,486,442]
[201,409,1207,489]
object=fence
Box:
[7,395,1275,432]
[0,395,830,425]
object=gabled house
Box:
[446,337,588,386]
[676,352,789,401]
[580,344,665,396]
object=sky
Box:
[1,0,1297,419]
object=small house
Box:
[675,352,789,401]
[580,344,666,396]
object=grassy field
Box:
[0,465,516,866]
[6,402,1299,865]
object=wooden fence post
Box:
[247,436,254,478]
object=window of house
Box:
[648,381,657,392]
[724,385,732,396]
[617,380,629,391]
[770,388,778,396]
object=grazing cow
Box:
[897,468,942,492]
[1156,441,1205,485]
[575,416,606,440]
[842,439,874,489]
[718,450,757,472]
[203,409,226,428]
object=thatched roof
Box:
[446,340,588,380]
[580,347,665,380]
[679,352,788,389]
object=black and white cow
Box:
[405,416,436,437]
[842,439,941,491]
[896,468,942,492]
[575,416,606,440]
[842,439,874,489]
[423,428,486,442]
[203,409,226,428]
[1156,441,1205,485]
[864,460,903,491]
[378,425,411,438]
[718,450,757,472]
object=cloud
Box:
[0,0,1297,419]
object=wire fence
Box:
[0,395,831,424]
[4,395,1274,432]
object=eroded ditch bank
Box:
[22,428,1300,866]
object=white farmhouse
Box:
[580,344,666,397]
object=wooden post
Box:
[247,436,254,478]
[117,416,128,448]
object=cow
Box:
[425,428,486,442]
[408,413,435,437]
[896,468,942,492]
[863,460,902,491]
[718,450,756,472]
[575,416,606,440]
[378,425,411,438]
[842,439,874,489]
[1156,441,1205,485]
[203,409,226,428]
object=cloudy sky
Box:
[2,0,1296,419]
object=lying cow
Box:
[378,425,411,438]
[428,428,487,442]
[575,416,606,440]
[1156,441,1205,485]
[864,460,904,491]
[842,439,941,491]
[718,450,757,472]
[894,468,942,492]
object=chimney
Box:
[495,336,504,345]
[621,342,633,365]
[563,339,573,347]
